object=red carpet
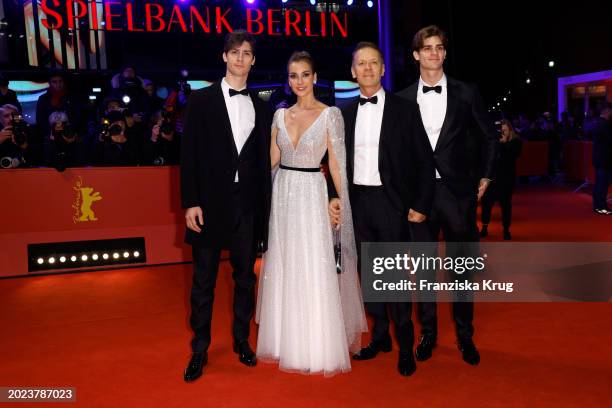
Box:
[1,185,611,407]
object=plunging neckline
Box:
[281,107,329,151]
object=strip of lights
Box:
[28,238,146,272]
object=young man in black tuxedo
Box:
[329,42,435,376]
[397,26,498,366]
[180,30,272,382]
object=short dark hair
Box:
[352,42,384,64]
[412,25,448,52]
[224,29,256,56]
[287,51,315,73]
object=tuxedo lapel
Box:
[378,94,393,172]
[211,82,239,160]
[435,78,457,152]
[345,100,359,181]
[405,83,419,103]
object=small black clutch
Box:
[333,228,342,274]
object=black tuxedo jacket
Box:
[397,76,498,197]
[180,82,272,249]
[336,92,436,217]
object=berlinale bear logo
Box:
[72,177,103,223]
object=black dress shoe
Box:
[233,341,257,367]
[458,339,480,365]
[415,335,437,361]
[398,352,416,376]
[503,229,512,240]
[480,225,488,238]
[352,337,392,361]
[184,352,207,382]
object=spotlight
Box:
[310,0,316,5]
[548,60,555,68]
[246,0,255,4]
[367,0,374,7]
[526,78,531,84]
[497,102,500,106]
[282,0,288,3]
[92,87,102,93]
[347,0,353,5]
[28,237,146,272]
[122,95,131,104]
[503,97,507,101]
[89,95,96,100]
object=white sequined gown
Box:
[256,107,367,377]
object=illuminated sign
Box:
[39,0,349,37]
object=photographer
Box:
[163,74,192,134]
[93,110,140,166]
[143,79,165,113]
[0,104,36,169]
[0,74,22,112]
[44,111,86,171]
[107,67,150,126]
[480,119,523,240]
[143,109,180,166]
[36,72,79,142]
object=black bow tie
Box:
[359,95,378,105]
[229,88,249,97]
[423,85,442,94]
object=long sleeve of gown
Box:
[326,107,368,353]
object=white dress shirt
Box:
[221,77,255,181]
[416,75,447,178]
[353,87,385,186]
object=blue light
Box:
[347,0,354,5]
[310,0,316,5]
[246,0,255,4]
[282,0,289,3]
[367,0,374,7]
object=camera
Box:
[159,109,175,136]
[10,113,30,146]
[178,80,191,98]
[51,123,74,172]
[100,111,125,140]
[0,156,21,169]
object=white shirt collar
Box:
[359,87,385,103]
[221,77,247,95]
[419,74,447,88]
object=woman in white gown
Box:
[256,51,367,376]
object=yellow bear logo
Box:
[78,187,102,222]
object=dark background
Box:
[1,0,611,114]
